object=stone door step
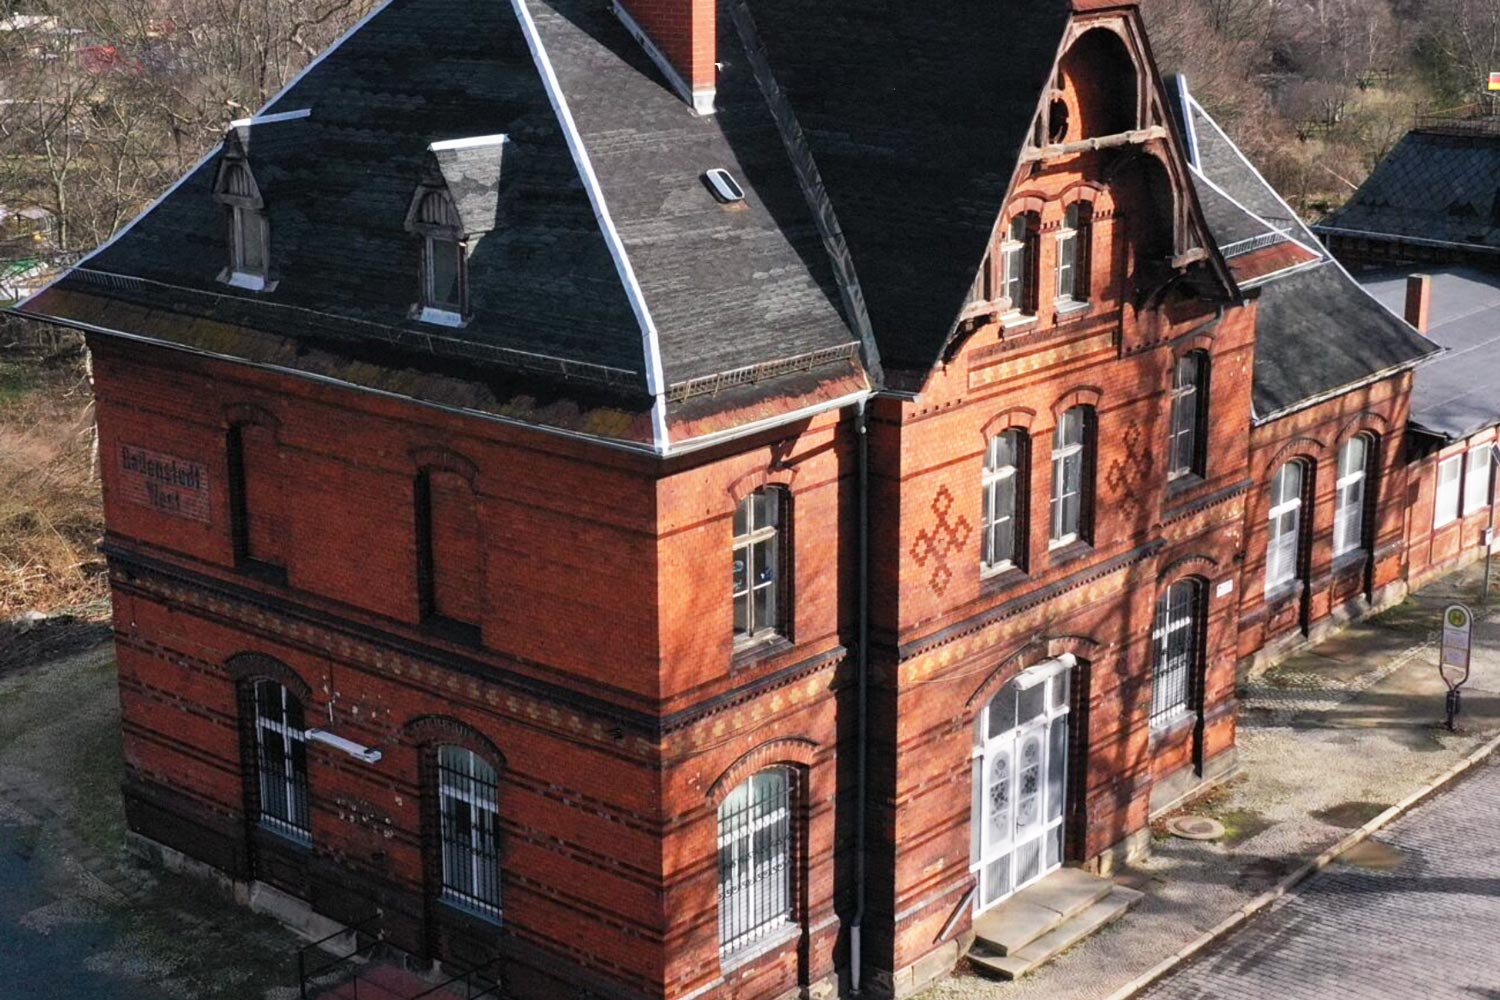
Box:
[972,867,1117,956]
[969,885,1142,981]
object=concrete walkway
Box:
[920,557,1500,1000]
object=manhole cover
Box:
[1166,816,1226,841]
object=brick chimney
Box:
[613,0,717,115]
[1405,274,1432,333]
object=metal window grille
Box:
[253,680,310,841]
[1051,408,1088,544]
[1150,580,1201,728]
[1168,353,1205,479]
[1334,437,1369,556]
[983,431,1023,571]
[717,769,793,954]
[733,491,782,642]
[438,746,502,918]
[1266,461,1305,590]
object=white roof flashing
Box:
[429,134,510,153]
[229,108,312,129]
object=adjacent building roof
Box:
[1357,266,1500,442]
[1316,123,1500,256]
[1167,78,1438,421]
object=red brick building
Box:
[13,1,1447,999]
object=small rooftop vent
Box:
[705,168,745,204]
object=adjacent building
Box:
[11,2,1466,999]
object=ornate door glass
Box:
[972,659,1073,913]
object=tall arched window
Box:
[415,466,482,643]
[1050,406,1094,546]
[1056,203,1092,304]
[982,430,1027,574]
[717,768,793,954]
[1169,352,1209,481]
[1151,579,1204,729]
[251,679,310,841]
[1333,436,1372,557]
[733,489,788,644]
[227,419,286,578]
[1003,213,1041,317]
[437,745,502,918]
[1266,461,1306,592]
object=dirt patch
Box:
[1312,800,1392,829]
[0,617,112,674]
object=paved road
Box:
[1142,755,1500,1000]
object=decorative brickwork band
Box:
[224,651,313,703]
[1156,553,1220,585]
[402,715,507,768]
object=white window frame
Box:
[717,769,793,955]
[733,491,783,645]
[982,431,1024,575]
[1266,461,1305,594]
[1168,353,1206,481]
[1435,455,1463,528]
[1333,437,1370,557]
[438,745,502,919]
[1001,215,1033,318]
[1055,204,1088,306]
[1050,408,1089,547]
[1151,580,1201,729]
[228,204,269,290]
[1464,446,1494,516]
[253,680,310,842]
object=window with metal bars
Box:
[982,430,1027,574]
[717,768,793,954]
[1150,579,1203,729]
[733,489,786,644]
[1168,352,1208,481]
[438,746,502,919]
[252,680,310,841]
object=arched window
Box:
[982,430,1027,574]
[1003,213,1041,317]
[1056,203,1092,304]
[227,420,286,577]
[1334,436,1372,557]
[415,466,482,643]
[1151,579,1204,729]
[251,680,310,841]
[437,745,502,918]
[733,488,788,644]
[1266,461,1306,592]
[1168,352,1209,481]
[717,768,793,954]
[1050,406,1094,546]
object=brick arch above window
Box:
[706,737,819,802]
[1264,437,1327,477]
[1051,385,1104,418]
[402,715,506,770]
[1336,410,1392,442]
[964,632,1104,712]
[408,446,478,485]
[1005,194,1048,220]
[727,468,797,504]
[979,407,1037,442]
[1156,555,1218,587]
[223,403,279,432]
[224,652,312,703]
[1057,181,1109,212]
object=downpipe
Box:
[851,397,870,994]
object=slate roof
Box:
[1317,127,1500,254]
[1167,78,1437,419]
[1357,266,1500,441]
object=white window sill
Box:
[1000,310,1038,329]
[1049,534,1079,550]
[1264,579,1302,604]
[980,560,1016,580]
[1055,297,1090,317]
[225,271,269,292]
[419,306,467,328]
[1150,706,1193,734]
[719,919,799,972]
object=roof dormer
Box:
[404,135,509,327]
[211,109,310,293]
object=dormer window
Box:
[415,192,467,325]
[213,159,269,291]
[405,134,508,329]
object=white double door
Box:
[972,660,1072,914]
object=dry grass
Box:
[0,334,107,620]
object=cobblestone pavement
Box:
[1140,754,1500,1000]
[921,558,1500,1000]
